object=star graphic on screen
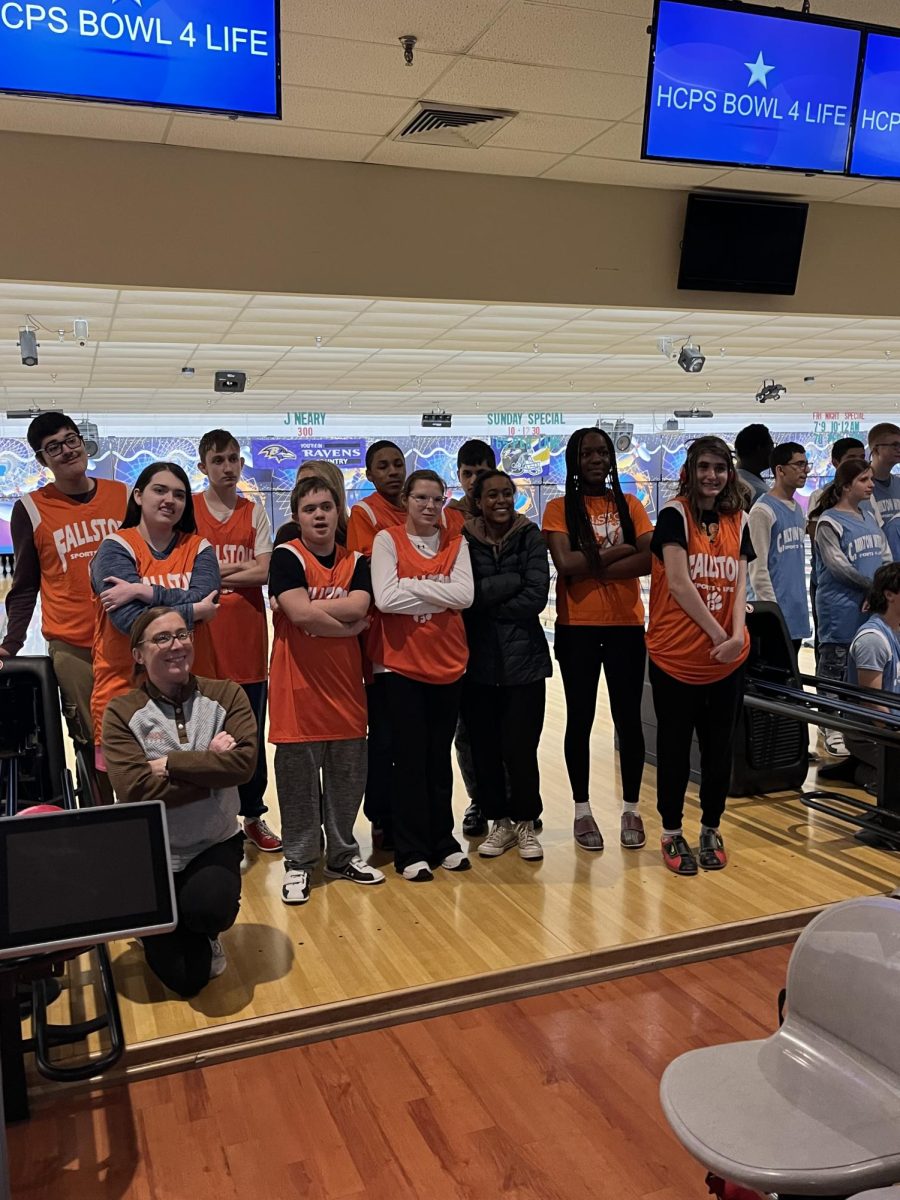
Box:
[744,51,774,89]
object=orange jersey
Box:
[194,495,268,684]
[20,479,127,647]
[346,491,407,556]
[542,493,653,627]
[268,542,367,743]
[646,498,750,685]
[91,528,216,740]
[443,504,467,536]
[379,526,469,685]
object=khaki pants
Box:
[47,639,114,805]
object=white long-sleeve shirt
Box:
[371,528,474,616]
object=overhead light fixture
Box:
[73,319,89,347]
[756,379,786,405]
[677,340,706,373]
[18,327,38,367]
[77,420,99,457]
[181,366,196,378]
[422,411,451,428]
[673,407,714,418]
[214,370,246,393]
[6,404,47,419]
[599,419,634,452]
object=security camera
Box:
[18,327,38,367]
[73,319,89,347]
[756,379,787,405]
[678,342,705,373]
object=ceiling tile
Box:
[280,87,414,135]
[165,118,380,161]
[468,3,650,76]
[282,33,457,97]
[0,96,169,142]
[541,155,723,187]
[279,0,512,54]
[366,140,565,176]
[578,120,642,160]
[485,111,612,152]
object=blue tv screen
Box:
[850,32,900,178]
[643,0,861,174]
[0,0,280,118]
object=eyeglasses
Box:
[40,432,83,459]
[141,629,193,648]
[787,460,809,470]
[877,442,900,453]
[408,494,441,507]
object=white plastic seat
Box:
[660,897,900,1197]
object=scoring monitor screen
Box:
[0,0,281,118]
[850,32,900,178]
[0,803,175,957]
[644,0,862,173]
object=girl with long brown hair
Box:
[645,436,753,876]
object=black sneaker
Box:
[661,835,698,876]
[698,829,727,871]
[324,856,386,885]
[462,804,486,837]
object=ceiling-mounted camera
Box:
[756,379,787,405]
[677,341,705,374]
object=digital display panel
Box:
[850,32,900,178]
[644,0,862,174]
[0,0,281,118]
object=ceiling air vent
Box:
[393,102,516,149]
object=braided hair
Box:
[563,427,636,573]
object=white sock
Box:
[574,802,592,819]
[622,802,640,815]
[661,827,682,840]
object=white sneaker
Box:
[824,731,850,758]
[401,860,434,882]
[478,819,517,858]
[282,868,311,905]
[515,821,544,861]
[440,851,471,872]
[324,856,386,885]
[208,937,227,980]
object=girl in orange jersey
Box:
[371,469,474,882]
[646,437,754,876]
[90,463,221,752]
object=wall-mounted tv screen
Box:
[678,194,809,295]
[643,0,861,174]
[850,32,900,179]
[0,0,281,118]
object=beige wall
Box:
[4,130,900,316]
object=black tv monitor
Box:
[677,193,809,295]
[0,802,176,960]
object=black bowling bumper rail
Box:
[745,668,900,850]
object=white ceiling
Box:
[1,0,900,205]
[3,281,900,416]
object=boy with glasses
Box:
[194,429,280,854]
[748,442,811,655]
[869,424,900,559]
[1,413,127,796]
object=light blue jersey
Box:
[872,473,900,539]
[748,495,810,640]
[849,614,900,694]
[815,508,887,644]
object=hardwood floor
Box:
[8,943,793,1200]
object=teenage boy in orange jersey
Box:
[195,429,281,853]
[346,440,408,851]
[1,412,127,798]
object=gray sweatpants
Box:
[274,739,367,873]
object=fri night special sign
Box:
[0,0,280,117]
[644,0,900,180]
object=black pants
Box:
[554,624,646,805]
[363,676,394,829]
[460,680,545,822]
[649,661,745,830]
[142,832,243,999]
[385,673,463,871]
[238,681,268,820]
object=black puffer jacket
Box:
[462,515,552,687]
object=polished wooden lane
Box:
[102,649,894,1048]
[9,943,794,1199]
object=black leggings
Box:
[554,624,646,806]
[649,661,745,831]
[142,832,243,999]
[460,680,545,822]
